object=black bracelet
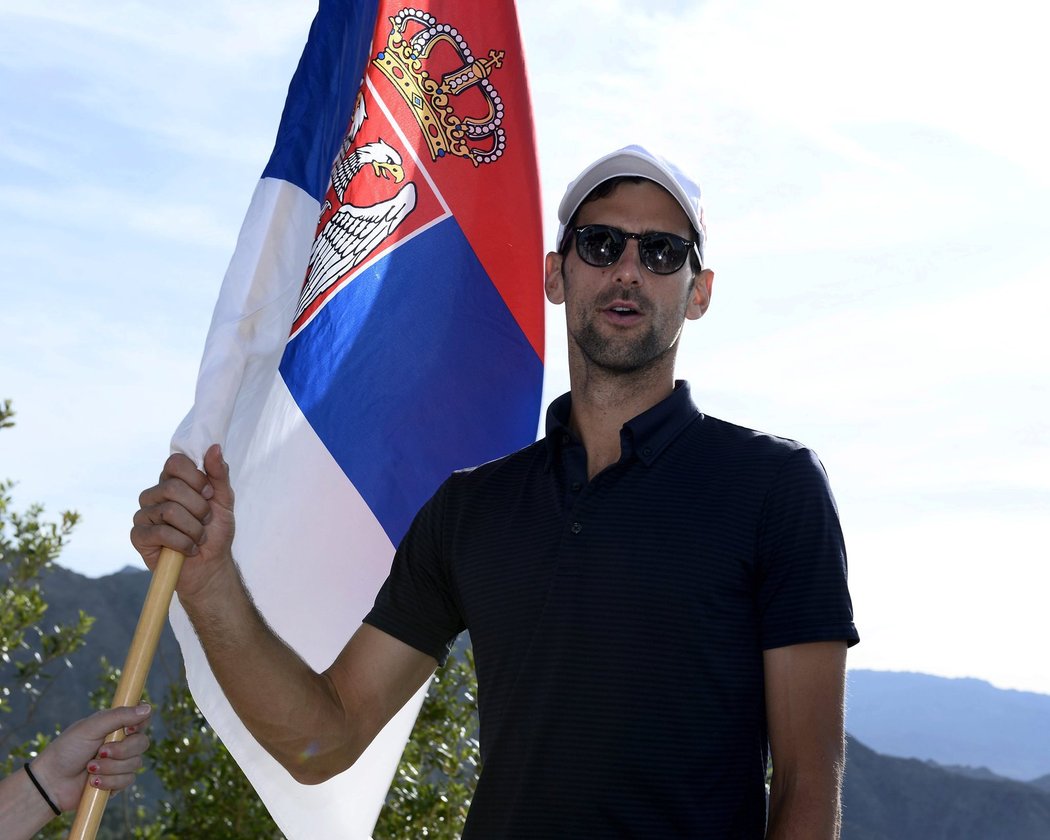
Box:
[24,762,62,816]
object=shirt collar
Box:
[544,381,700,468]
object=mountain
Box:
[8,566,1050,838]
[1031,775,1050,794]
[846,669,1050,781]
[1,563,183,751]
[843,735,1050,840]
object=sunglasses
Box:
[568,224,700,275]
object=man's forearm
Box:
[765,771,843,839]
[763,641,848,840]
[179,559,360,783]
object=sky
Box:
[1,0,1048,697]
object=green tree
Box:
[0,399,92,838]
[374,644,480,840]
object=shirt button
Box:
[570,521,582,534]
[570,481,582,492]
[642,446,653,457]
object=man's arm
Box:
[131,445,436,783]
[763,640,848,840]
[180,563,436,783]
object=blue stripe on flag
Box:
[262,0,381,202]
[279,217,543,545]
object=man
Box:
[132,145,859,838]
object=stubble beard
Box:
[572,319,677,374]
[569,290,687,375]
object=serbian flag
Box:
[167,1,543,836]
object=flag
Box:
[168,1,544,836]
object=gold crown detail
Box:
[373,9,508,166]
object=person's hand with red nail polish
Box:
[0,703,152,840]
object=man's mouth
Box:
[603,300,643,324]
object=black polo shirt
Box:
[365,381,858,838]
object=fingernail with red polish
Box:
[93,776,102,788]
[99,749,109,759]
[88,762,99,773]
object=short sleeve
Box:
[755,447,859,650]
[363,479,466,664]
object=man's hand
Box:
[130,443,236,601]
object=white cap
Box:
[556,144,706,267]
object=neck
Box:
[566,350,676,479]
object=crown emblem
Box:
[373,9,507,166]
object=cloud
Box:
[0,182,241,249]
[0,1,311,166]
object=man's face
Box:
[545,179,713,376]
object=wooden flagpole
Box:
[67,547,185,840]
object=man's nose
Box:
[611,238,645,285]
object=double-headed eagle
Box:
[294,95,417,324]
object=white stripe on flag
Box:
[170,176,423,837]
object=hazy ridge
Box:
[5,564,1050,837]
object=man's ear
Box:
[544,251,565,305]
[686,268,715,320]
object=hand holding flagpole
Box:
[67,548,185,840]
